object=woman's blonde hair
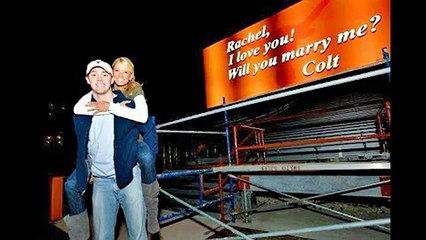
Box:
[112,57,141,96]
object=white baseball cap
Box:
[86,59,113,75]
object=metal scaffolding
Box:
[155,63,391,238]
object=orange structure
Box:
[49,175,65,222]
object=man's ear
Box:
[111,77,114,85]
[85,76,90,84]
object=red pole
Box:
[218,173,225,221]
[384,100,391,129]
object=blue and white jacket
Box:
[73,90,140,193]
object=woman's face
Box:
[113,62,133,87]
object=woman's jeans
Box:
[65,140,156,216]
[64,170,86,215]
[137,141,157,184]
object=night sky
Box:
[20,2,300,233]
[30,1,299,123]
[13,2,400,235]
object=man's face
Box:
[86,67,113,95]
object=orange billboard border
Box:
[203,0,390,108]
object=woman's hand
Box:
[85,101,110,113]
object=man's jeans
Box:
[64,141,156,215]
[92,168,147,240]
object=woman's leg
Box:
[63,170,90,240]
[137,141,160,234]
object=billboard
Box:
[203,0,390,108]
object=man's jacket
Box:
[73,90,140,193]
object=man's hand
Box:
[85,101,110,113]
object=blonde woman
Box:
[74,57,160,236]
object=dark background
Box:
[5,1,402,237]
[35,1,300,120]
[15,1,301,235]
